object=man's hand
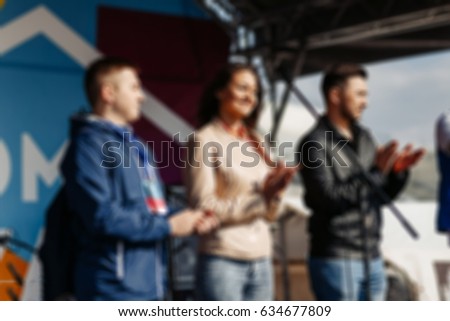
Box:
[168,209,203,237]
[392,144,426,173]
[376,140,425,174]
[376,140,399,174]
[195,210,220,235]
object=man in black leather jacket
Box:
[296,63,424,300]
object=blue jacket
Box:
[437,150,450,232]
[61,114,171,300]
[437,113,450,232]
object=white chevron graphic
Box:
[0,5,194,141]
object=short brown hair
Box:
[84,57,139,107]
[321,63,367,102]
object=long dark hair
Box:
[197,63,263,129]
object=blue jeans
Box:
[196,254,273,301]
[308,257,386,301]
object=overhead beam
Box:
[229,4,450,56]
[343,38,450,49]
[239,0,359,28]
[307,4,450,49]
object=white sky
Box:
[258,49,450,151]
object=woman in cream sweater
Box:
[185,63,296,300]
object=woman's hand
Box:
[262,162,298,204]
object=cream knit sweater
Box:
[185,118,279,260]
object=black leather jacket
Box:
[297,116,408,259]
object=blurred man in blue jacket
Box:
[61,57,206,300]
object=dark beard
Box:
[339,103,358,125]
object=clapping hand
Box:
[376,140,425,174]
[392,144,426,173]
[262,162,299,203]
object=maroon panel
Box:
[97,6,229,184]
